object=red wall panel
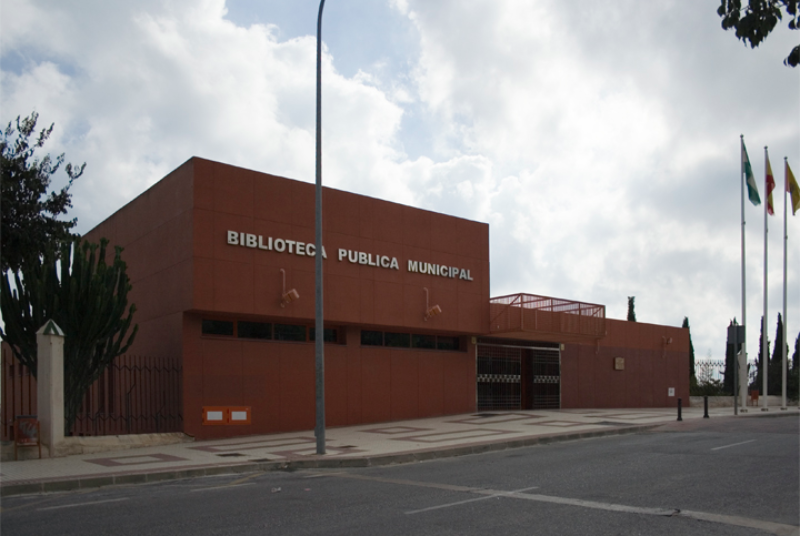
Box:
[561,318,690,409]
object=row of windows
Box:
[202,320,465,352]
[202,320,340,343]
[361,331,463,352]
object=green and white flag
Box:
[742,140,761,205]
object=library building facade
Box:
[83,157,690,440]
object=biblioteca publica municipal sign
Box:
[227,230,474,281]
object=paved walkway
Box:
[1,406,793,497]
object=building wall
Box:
[189,158,490,333]
[84,161,196,361]
[181,315,476,439]
[81,156,691,440]
[87,157,487,439]
[561,318,690,408]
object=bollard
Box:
[677,398,683,421]
[703,395,709,419]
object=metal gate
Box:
[477,343,560,410]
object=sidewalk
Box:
[1,406,793,497]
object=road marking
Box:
[677,509,800,536]
[190,482,256,492]
[323,472,799,535]
[227,472,265,486]
[711,439,756,451]
[38,498,128,511]
[406,486,539,514]
[190,471,265,492]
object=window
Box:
[274,324,307,342]
[202,320,234,336]
[412,334,436,349]
[310,327,340,343]
[384,332,410,348]
[361,330,464,352]
[437,336,461,351]
[238,321,272,340]
[361,330,383,346]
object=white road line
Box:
[330,472,799,535]
[406,486,539,515]
[711,439,757,451]
[190,482,256,492]
[678,510,800,536]
[38,498,128,511]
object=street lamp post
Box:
[314,0,327,455]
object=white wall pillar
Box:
[36,320,65,457]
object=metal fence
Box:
[489,293,606,343]
[1,345,182,441]
[695,359,757,385]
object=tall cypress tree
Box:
[627,296,636,322]
[769,313,786,396]
[750,315,771,391]
[683,317,696,386]
[789,332,800,401]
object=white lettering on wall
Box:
[338,249,400,271]
[407,259,473,281]
[227,231,326,259]
[227,231,472,280]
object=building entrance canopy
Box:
[489,293,606,344]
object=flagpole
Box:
[782,157,788,410]
[739,136,748,411]
[762,146,769,411]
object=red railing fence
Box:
[1,344,182,441]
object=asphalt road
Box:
[2,414,797,536]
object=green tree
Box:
[683,317,697,389]
[768,313,788,395]
[717,0,800,67]
[0,238,137,432]
[750,315,771,391]
[627,296,636,322]
[788,331,800,400]
[1,112,85,273]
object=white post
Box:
[740,136,749,411]
[36,319,65,457]
[781,157,788,410]
[761,147,769,411]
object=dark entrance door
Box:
[477,343,560,411]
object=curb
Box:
[0,423,661,498]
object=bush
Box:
[691,378,728,397]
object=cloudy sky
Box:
[2,0,798,365]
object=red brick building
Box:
[84,157,689,440]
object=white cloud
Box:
[1,0,798,363]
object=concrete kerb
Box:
[0,422,665,498]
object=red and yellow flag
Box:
[787,160,800,216]
[766,156,776,215]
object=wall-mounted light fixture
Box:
[280,269,300,308]
[423,287,442,321]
